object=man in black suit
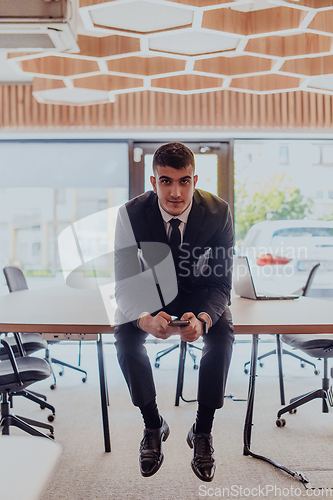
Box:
[114,142,234,482]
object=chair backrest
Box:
[302,263,320,297]
[3,266,28,293]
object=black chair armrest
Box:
[13,332,25,357]
[0,339,23,386]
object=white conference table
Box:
[0,285,332,484]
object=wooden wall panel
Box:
[1,84,333,130]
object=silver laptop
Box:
[233,256,299,300]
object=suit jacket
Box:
[114,189,233,327]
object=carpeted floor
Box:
[3,336,333,499]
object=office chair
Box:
[276,333,333,427]
[154,340,201,370]
[0,337,54,439]
[3,266,88,389]
[243,263,321,405]
[0,331,55,422]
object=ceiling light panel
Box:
[33,88,111,105]
[149,31,239,56]
[89,0,194,33]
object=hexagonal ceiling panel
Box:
[245,33,333,58]
[308,9,333,34]
[151,74,223,92]
[73,74,143,92]
[77,34,140,58]
[281,55,333,76]
[194,55,272,75]
[202,6,305,37]
[89,0,193,34]
[18,55,99,77]
[107,56,186,75]
[32,77,66,92]
[149,31,239,56]
[230,74,301,92]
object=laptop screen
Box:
[233,256,257,299]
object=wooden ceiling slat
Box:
[69,105,76,128]
[114,95,121,127]
[17,85,24,128]
[3,84,333,130]
[252,94,258,128]
[194,93,200,128]
[222,90,229,128]
[202,93,209,128]
[237,93,244,128]
[273,94,280,128]
[288,92,295,128]
[302,92,309,129]
[310,92,317,128]
[128,93,135,128]
[215,91,222,128]
[267,94,273,128]
[317,93,324,128]
[10,86,17,127]
[324,94,331,128]
[230,92,237,127]
[281,93,287,128]
[61,105,68,128]
[259,94,265,128]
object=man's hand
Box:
[138,311,181,340]
[177,312,207,343]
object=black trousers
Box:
[114,306,234,409]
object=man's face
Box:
[150,164,198,216]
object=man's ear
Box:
[150,176,157,193]
[193,174,198,189]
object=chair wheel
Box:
[154,363,160,368]
[259,362,264,368]
[48,433,55,440]
[289,408,297,414]
[276,418,286,427]
[314,370,320,375]
[193,365,199,370]
[244,368,249,374]
[300,363,305,368]
[48,414,55,422]
[82,377,87,383]
[40,405,45,410]
[59,371,63,376]
[50,384,56,390]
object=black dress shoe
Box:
[139,417,170,477]
[186,424,216,482]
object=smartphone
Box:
[168,319,190,327]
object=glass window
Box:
[0,141,129,291]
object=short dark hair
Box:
[153,142,195,173]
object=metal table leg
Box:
[97,334,111,453]
[243,334,312,488]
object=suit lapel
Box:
[146,194,169,244]
[183,191,205,248]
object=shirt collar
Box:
[158,199,192,225]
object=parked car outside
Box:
[239,219,333,298]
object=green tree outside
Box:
[234,172,314,244]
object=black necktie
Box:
[169,218,181,267]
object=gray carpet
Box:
[3,337,333,499]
